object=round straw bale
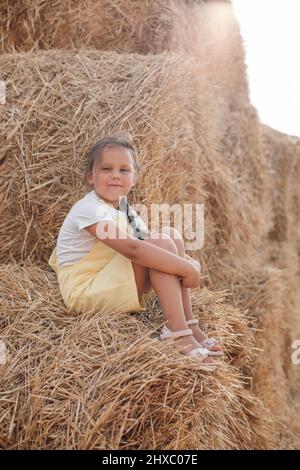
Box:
[261,123,300,247]
[207,247,300,447]
[0,262,274,449]
[0,1,248,101]
[0,49,239,265]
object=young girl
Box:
[48,133,223,369]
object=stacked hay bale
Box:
[0,49,234,266]
[0,262,275,449]
[260,124,300,448]
[0,0,270,260]
[261,124,300,249]
[0,0,299,449]
[0,0,247,101]
[0,48,273,449]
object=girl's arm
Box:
[133,236,197,280]
[185,253,201,271]
[85,220,198,282]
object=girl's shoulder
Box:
[71,190,106,212]
[67,191,120,231]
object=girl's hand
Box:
[179,263,201,288]
[185,255,201,272]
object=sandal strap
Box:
[186,319,199,326]
[160,325,193,340]
[186,347,209,358]
[201,337,219,347]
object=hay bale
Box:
[0,0,79,53]
[206,245,300,448]
[249,263,300,448]
[261,123,300,247]
[0,0,248,100]
[212,99,274,250]
[0,263,274,449]
[262,239,300,449]
[1,0,299,450]
[0,48,244,265]
[256,124,300,448]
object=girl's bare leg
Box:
[132,233,214,360]
[161,227,221,351]
[161,227,194,322]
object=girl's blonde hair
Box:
[84,132,140,178]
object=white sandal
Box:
[160,325,219,370]
[186,319,224,356]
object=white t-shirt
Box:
[56,190,148,267]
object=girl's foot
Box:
[173,335,215,364]
[160,325,220,368]
[187,319,223,352]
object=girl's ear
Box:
[86,172,93,185]
[133,170,138,184]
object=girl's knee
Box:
[145,231,178,254]
[162,227,184,248]
[161,226,183,241]
[158,235,178,254]
[161,227,184,253]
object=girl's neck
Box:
[92,189,120,210]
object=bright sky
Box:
[231,0,300,137]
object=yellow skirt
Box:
[48,216,148,315]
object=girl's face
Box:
[87,146,136,208]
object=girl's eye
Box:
[101,168,129,171]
